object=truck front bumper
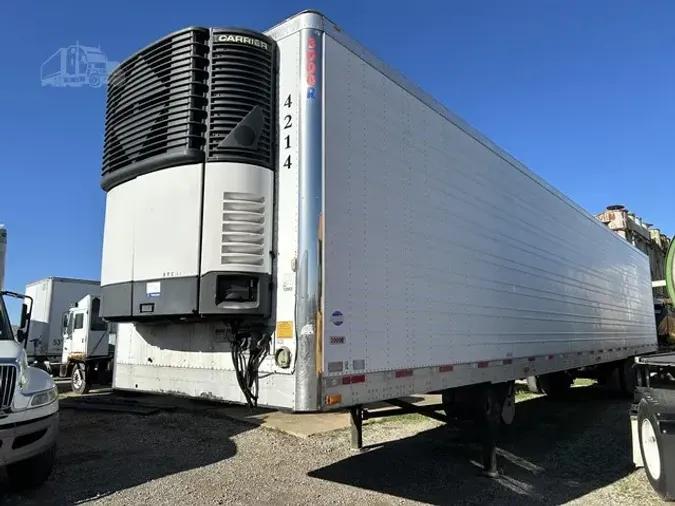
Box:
[0,412,59,466]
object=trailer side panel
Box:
[321,32,656,407]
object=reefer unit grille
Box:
[101,28,210,191]
[206,30,276,169]
[0,364,17,409]
[221,192,266,267]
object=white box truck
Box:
[98,10,657,475]
[24,277,101,373]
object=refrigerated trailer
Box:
[99,10,657,474]
[24,277,101,373]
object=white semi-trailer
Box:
[99,10,657,475]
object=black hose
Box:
[229,322,270,410]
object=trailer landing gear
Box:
[348,382,512,478]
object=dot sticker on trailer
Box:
[330,311,344,326]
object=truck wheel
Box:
[88,72,102,88]
[71,363,91,395]
[638,400,673,500]
[538,372,573,399]
[6,443,56,492]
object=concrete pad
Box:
[215,394,444,438]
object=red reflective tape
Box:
[395,369,413,378]
[528,357,536,362]
[477,361,489,369]
[439,365,454,373]
[342,375,366,385]
[524,367,531,373]
[502,359,513,365]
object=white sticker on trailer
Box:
[146,281,161,297]
[282,273,295,292]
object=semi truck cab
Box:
[0,290,59,492]
[60,294,115,394]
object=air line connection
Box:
[228,321,271,409]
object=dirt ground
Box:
[0,382,668,505]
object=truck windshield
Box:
[0,295,14,341]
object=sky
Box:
[0,1,674,319]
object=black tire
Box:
[6,443,56,492]
[638,399,673,500]
[538,372,573,399]
[619,358,638,397]
[526,376,542,394]
[71,363,91,395]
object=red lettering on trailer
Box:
[477,361,489,369]
[439,365,454,373]
[547,355,554,360]
[306,36,317,98]
[395,369,413,378]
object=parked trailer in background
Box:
[98,10,657,476]
[24,277,100,373]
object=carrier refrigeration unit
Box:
[100,11,657,454]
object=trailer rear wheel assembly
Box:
[638,400,672,500]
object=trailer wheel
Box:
[619,358,638,397]
[538,372,573,399]
[638,400,673,500]
[71,363,91,395]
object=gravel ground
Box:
[0,385,667,506]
